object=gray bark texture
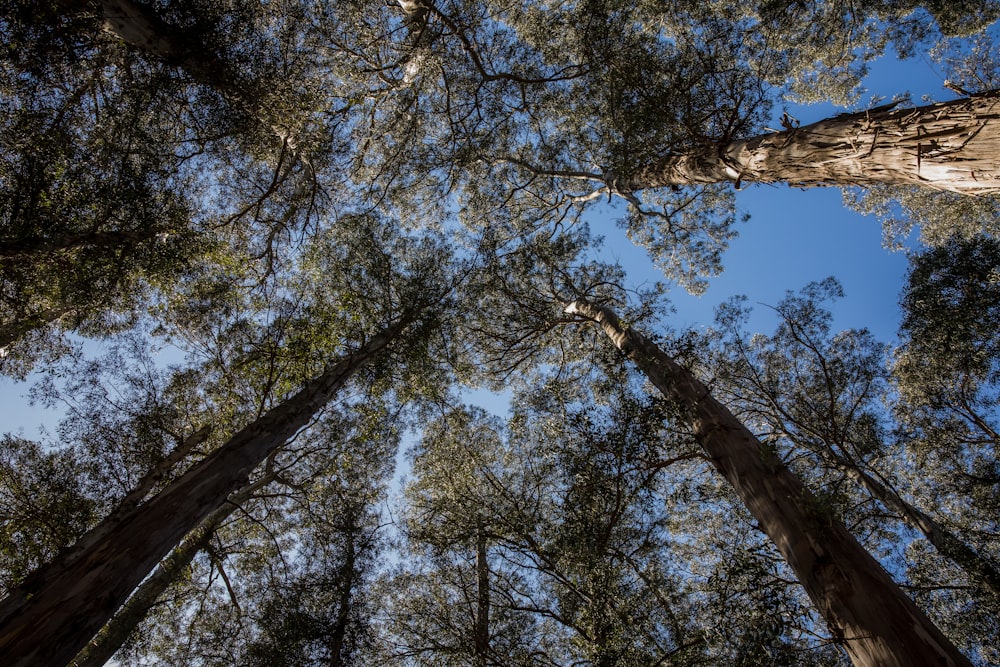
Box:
[0,317,411,667]
[565,299,973,667]
[621,91,1000,196]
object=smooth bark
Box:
[565,299,973,667]
[619,91,1000,196]
[0,316,412,667]
[60,0,228,80]
[69,470,277,667]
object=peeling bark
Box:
[0,316,413,667]
[565,299,973,667]
[620,92,1000,196]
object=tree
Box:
[0,205,456,665]
[382,407,539,666]
[0,53,212,363]
[565,298,973,667]
[1,0,350,360]
[5,0,1000,663]
[888,236,1000,660]
[0,437,98,593]
[69,467,277,667]
[709,279,1000,601]
[616,92,1000,195]
[116,405,400,667]
[0,314,411,667]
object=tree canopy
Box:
[2,0,1000,665]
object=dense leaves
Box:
[2,0,1000,665]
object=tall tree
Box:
[0,315,410,667]
[889,236,1000,661]
[565,298,973,667]
[0,210,454,665]
[709,279,1000,601]
[69,466,278,667]
[1,0,354,359]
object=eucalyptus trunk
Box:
[830,453,1000,600]
[565,299,972,667]
[69,470,277,667]
[620,92,1000,196]
[57,0,300,149]
[0,316,412,667]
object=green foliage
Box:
[0,436,97,593]
[3,1,1000,665]
[895,236,1000,542]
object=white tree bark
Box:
[565,299,973,667]
[621,92,1000,196]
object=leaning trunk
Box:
[565,299,972,667]
[620,92,1000,196]
[832,455,1000,599]
[0,315,413,667]
[57,0,299,149]
[69,470,277,667]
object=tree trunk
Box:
[831,453,1000,600]
[328,527,356,667]
[57,0,299,148]
[107,425,212,523]
[0,228,175,259]
[69,470,277,667]
[0,315,413,667]
[619,92,1000,196]
[60,0,221,75]
[474,519,490,667]
[565,299,973,667]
